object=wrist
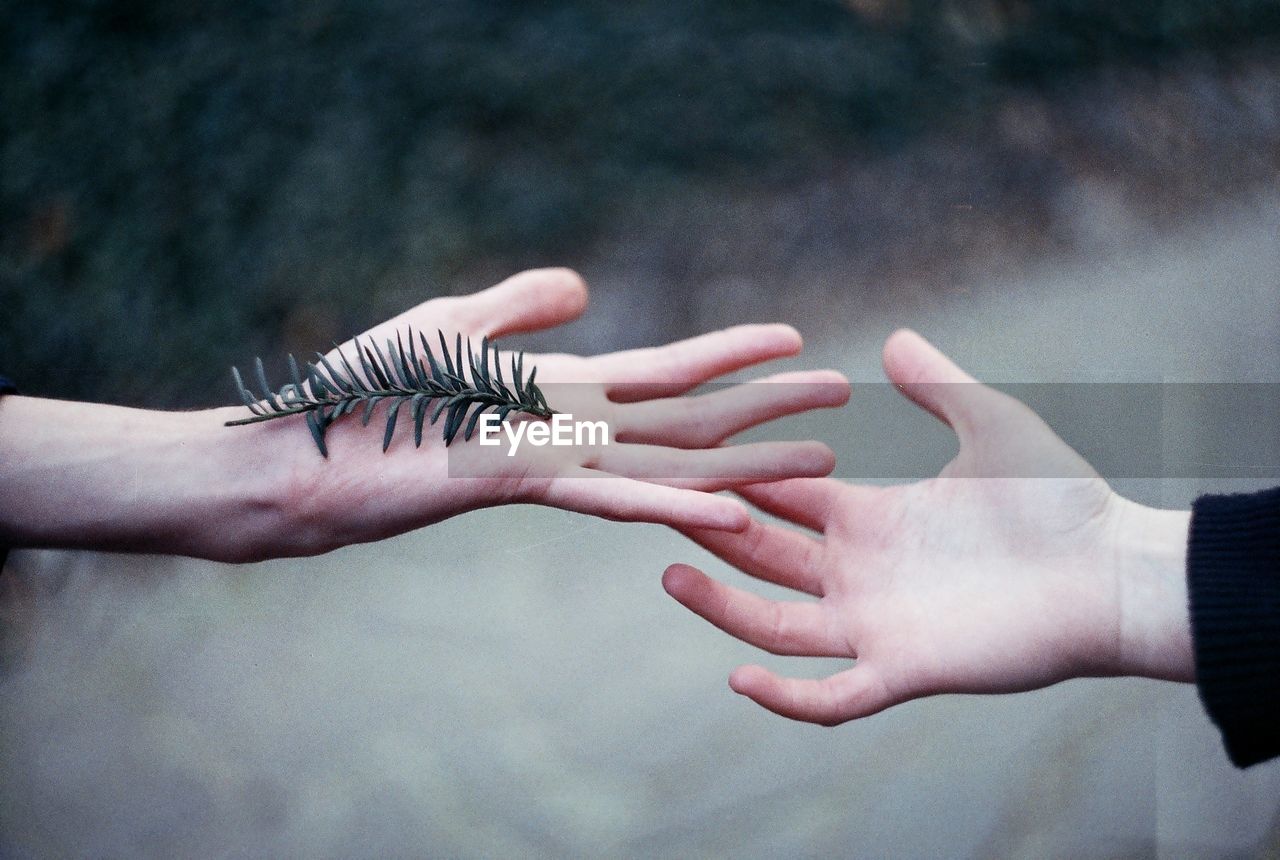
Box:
[1108,496,1195,682]
[200,405,328,561]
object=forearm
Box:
[0,397,307,562]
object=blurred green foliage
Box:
[3,0,1278,406]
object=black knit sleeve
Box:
[1187,486,1280,768]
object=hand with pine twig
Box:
[664,329,1194,725]
[0,269,849,562]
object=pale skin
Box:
[665,329,1195,725]
[0,268,850,563]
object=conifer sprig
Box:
[226,328,553,457]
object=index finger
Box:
[736,478,846,533]
[598,324,803,402]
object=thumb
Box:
[452,267,589,339]
[881,328,992,438]
[883,329,1096,478]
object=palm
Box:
[665,330,1127,725]
[836,475,1118,696]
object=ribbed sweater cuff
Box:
[1188,487,1280,768]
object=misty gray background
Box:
[4,2,1280,857]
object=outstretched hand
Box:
[227,268,849,557]
[0,269,847,562]
[664,330,1193,726]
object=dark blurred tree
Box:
[3,0,1277,406]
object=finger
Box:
[678,519,826,596]
[615,370,850,447]
[662,563,841,657]
[417,268,589,339]
[590,441,835,491]
[469,268,590,338]
[881,328,998,437]
[541,469,750,532]
[729,664,891,727]
[735,478,845,533]
[599,324,803,402]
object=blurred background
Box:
[3,1,1280,856]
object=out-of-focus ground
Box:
[4,3,1280,857]
[3,191,1279,858]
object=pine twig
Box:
[226,328,553,457]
